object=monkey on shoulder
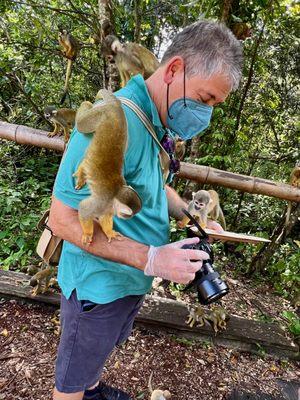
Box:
[73,89,141,244]
[102,34,159,87]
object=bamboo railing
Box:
[0,120,299,202]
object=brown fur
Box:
[44,106,76,142]
[74,90,139,243]
[103,35,159,87]
[58,30,79,104]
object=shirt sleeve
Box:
[53,127,92,210]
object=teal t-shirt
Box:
[53,75,170,304]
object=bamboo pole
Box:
[0,121,299,202]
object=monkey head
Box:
[192,190,212,211]
[103,34,124,58]
[44,106,57,120]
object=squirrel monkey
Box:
[148,371,171,400]
[174,138,186,160]
[44,106,76,142]
[102,34,159,87]
[58,29,79,105]
[186,304,229,333]
[178,189,226,230]
[73,89,141,244]
[277,164,300,242]
[30,264,54,296]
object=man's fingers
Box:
[173,237,200,248]
[206,220,224,232]
[176,273,197,284]
[185,249,209,261]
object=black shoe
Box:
[83,381,132,400]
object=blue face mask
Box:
[166,69,213,140]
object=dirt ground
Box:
[0,293,299,400]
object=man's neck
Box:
[145,70,167,127]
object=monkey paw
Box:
[31,287,39,297]
[177,220,186,229]
[106,230,123,243]
[82,234,93,245]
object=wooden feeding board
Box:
[190,226,271,244]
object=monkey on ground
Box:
[102,34,159,87]
[58,29,80,105]
[44,106,76,142]
[186,304,229,333]
[276,164,300,243]
[148,371,171,400]
[73,89,141,244]
[30,264,55,296]
[177,189,226,230]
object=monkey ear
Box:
[52,110,57,116]
[115,185,142,218]
[192,192,196,199]
[113,198,133,219]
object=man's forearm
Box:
[48,196,149,270]
[166,185,187,220]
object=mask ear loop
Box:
[167,83,173,120]
[183,64,187,108]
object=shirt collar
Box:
[117,74,163,129]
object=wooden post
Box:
[0,120,299,202]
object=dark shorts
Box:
[55,290,144,393]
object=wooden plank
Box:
[0,270,298,359]
[190,227,271,244]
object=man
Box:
[49,19,243,400]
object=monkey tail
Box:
[148,371,153,393]
[219,207,227,231]
[60,59,72,105]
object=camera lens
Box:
[182,241,229,305]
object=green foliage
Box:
[282,311,300,338]
[0,142,60,270]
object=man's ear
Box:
[163,56,185,84]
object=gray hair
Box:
[161,19,243,91]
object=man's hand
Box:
[144,237,209,284]
[206,219,224,233]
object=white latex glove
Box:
[144,237,209,284]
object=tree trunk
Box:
[249,203,300,274]
[134,0,142,43]
[98,0,120,91]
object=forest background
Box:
[0,0,299,333]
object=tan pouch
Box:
[36,210,63,266]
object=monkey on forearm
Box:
[44,106,76,142]
[73,90,141,244]
[102,34,159,87]
[48,196,149,270]
[58,29,80,105]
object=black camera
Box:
[181,209,229,305]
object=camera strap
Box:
[181,208,209,240]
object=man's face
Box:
[159,57,232,127]
[172,72,232,107]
